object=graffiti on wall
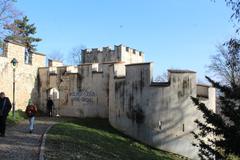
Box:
[70,89,96,103]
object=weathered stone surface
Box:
[82,44,144,64]
[109,64,215,159]
[0,42,215,159]
[0,41,45,111]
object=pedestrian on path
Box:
[47,97,54,117]
[0,92,12,137]
[25,99,37,133]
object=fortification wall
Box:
[82,46,120,63]
[37,44,215,159]
[108,63,215,159]
[38,63,111,118]
[120,45,144,64]
[82,45,144,64]
[0,41,216,159]
[0,41,46,110]
[48,59,64,67]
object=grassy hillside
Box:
[45,118,187,160]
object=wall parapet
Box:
[168,69,196,74]
[82,44,144,56]
[48,59,64,67]
[4,39,46,56]
[82,44,144,64]
[125,62,151,66]
[109,61,215,160]
[197,84,212,99]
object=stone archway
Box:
[48,87,60,116]
[48,87,59,100]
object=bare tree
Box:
[0,0,21,38]
[192,38,240,160]
[225,1,240,21]
[155,72,168,82]
[208,38,240,87]
[68,45,86,65]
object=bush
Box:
[7,109,27,125]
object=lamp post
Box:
[10,58,18,119]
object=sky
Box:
[15,0,235,81]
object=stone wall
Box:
[82,44,144,64]
[37,44,215,159]
[0,41,216,159]
[108,63,215,159]
[38,63,111,118]
[38,59,215,159]
[48,59,64,67]
[0,41,46,110]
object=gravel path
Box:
[0,117,57,160]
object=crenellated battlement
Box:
[82,46,115,56]
[108,62,215,160]
[82,45,143,56]
[0,40,216,159]
[123,45,144,56]
[82,44,144,64]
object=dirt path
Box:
[0,117,57,160]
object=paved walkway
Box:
[0,117,57,160]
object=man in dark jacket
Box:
[0,92,12,137]
[47,97,54,117]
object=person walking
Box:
[0,92,12,137]
[47,97,54,117]
[25,99,37,133]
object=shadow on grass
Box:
[63,118,120,134]
[45,118,185,160]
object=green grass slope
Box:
[45,118,187,160]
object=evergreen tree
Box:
[4,16,41,52]
[191,38,240,160]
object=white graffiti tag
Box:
[70,89,96,103]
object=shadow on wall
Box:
[30,74,45,115]
[123,88,195,147]
[152,95,189,146]
[147,93,200,160]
